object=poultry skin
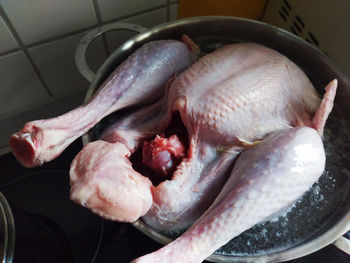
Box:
[10,37,337,263]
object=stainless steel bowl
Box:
[0,192,15,263]
[75,16,350,262]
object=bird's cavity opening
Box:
[130,111,189,186]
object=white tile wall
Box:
[0,16,18,53]
[97,0,166,22]
[0,51,49,117]
[170,4,178,21]
[1,0,97,44]
[29,32,107,96]
[122,7,167,28]
[105,8,167,53]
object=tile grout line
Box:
[0,5,53,97]
[166,0,171,21]
[102,4,168,26]
[91,0,111,56]
[0,4,169,61]
[3,4,167,53]
[26,25,98,49]
[0,47,21,57]
[0,89,86,121]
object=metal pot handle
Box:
[75,22,148,82]
[333,231,350,255]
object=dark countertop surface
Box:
[0,139,349,263]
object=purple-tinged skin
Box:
[10,39,195,167]
[130,43,337,261]
[70,42,337,232]
[131,127,326,263]
[141,43,333,231]
[100,99,166,153]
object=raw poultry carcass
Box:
[70,41,336,231]
[10,36,337,263]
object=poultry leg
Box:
[10,38,195,167]
[131,126,326,263]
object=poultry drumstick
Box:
[10,37,197,167]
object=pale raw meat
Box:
[10,36,337,263]
[130,43,336,262]
[10,38,195,167]
[69,102,165,221]
[132,127,326,263]
[70,140,153,222]
[142,42,329,231]
[68,42,336,235]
